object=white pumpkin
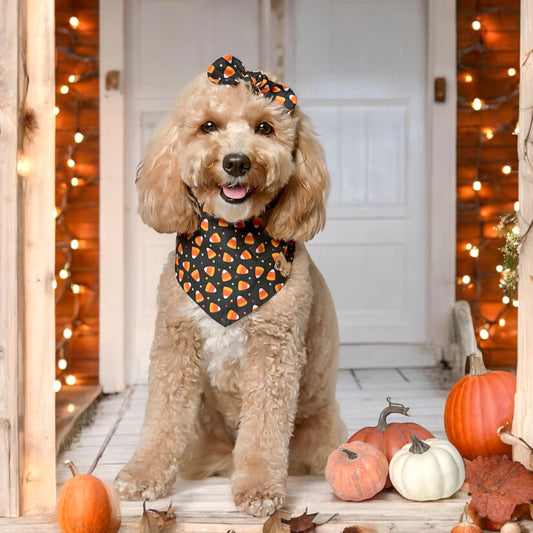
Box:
[389,435,465,501]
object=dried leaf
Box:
[281,509,318,532]
[312,512,337,525]
[140,501,177,533]
[465,455,533,530]
[263,509,291,533]
[342,527,364,533]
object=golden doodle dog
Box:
[115,55,347,517]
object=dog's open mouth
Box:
[220,185,252,204]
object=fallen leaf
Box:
[140,501,177,533]
[281,509,318,532]
[464,455,533,530]
[263,509,291,533]
[342,527,364,533]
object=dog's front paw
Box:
[233,486,285,517]
[114,466,174,501]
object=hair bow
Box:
[207,55,297,114]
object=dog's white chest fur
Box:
[185,297,247,388]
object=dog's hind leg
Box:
[288,402,347,475]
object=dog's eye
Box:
[256,122,274,136]
[201,121,218,134]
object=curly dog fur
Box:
[115,66,347,517]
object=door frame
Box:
[98,0,456,389]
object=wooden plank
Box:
[0,0,21,518]
[513,0,533,469]
[20,0,57,514]
[99,0,126,393]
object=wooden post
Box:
[0,0,22,518]
[513,0,533,469]
[99,0,126,393]
[19,0,57,513]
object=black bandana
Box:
[175,212,295,326]
[207,55,297,114]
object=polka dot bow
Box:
[207,54,297,114]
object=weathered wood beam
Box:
[513,0,533,469]
[19,0,57,513]
[0,0,22,518]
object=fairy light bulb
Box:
[68,74,77,83]
[513,300,519,308]
[469,246,479,258]
[472,19,481,31]
[63,327,73,339]
[499,318,506,327]
[473,180,482,191]
[462,275,471,284]
[52,279,58,290]
[54,106,60,116]
[17,154,31,176]
[59,268,70,280]
[69,16,79,28]
[65,374,77,386]
[496,264,504,273]
[58,358,68,370]
[67,404,76,413]
[465,73,473,83]
[70,239,79,250]
[483,128,494,140]
[512,225,520,235]
[74,132,84,143]
[71,177,80,186]
[507,67,517,77]
[60,85,69,95]
[502,295,511,304]
[514,201,520,212]
[471,98,483,111]
[479,328,489,340]
[466,243,473,251]
[513,122,519,135]
[71,284,81,294]
[54,380,62,393]
[67,158,75,168]
[502,165,512,175]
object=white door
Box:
[100,0,456,386]
[285,0,430,365]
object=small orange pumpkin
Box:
[325,441,388,501]
[444,353,516,459]
[450,524,482,533]
[57,460,121,533]
[347,397,434,487]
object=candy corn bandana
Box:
[207,55,297,114]
[175,212,295,326]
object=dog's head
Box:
[136,55,329,241]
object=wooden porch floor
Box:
[2,366,508,532]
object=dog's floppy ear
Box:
[136,114,197,234]
[266,110,329,242]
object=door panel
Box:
[285,0,428,347]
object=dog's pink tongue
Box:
[222,185,248,200]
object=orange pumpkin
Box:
[57,460,121,533]
[325,441,388,501]
[347,397,434,487]
[444,354,516,460]
[450,524,482,533]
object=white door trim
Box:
[98,0,457,388]
[99,0,126,392]
[426,0,457,360]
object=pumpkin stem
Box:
[376,397,410,430]
[467,353,489,376]
[408,434,431,454]
[339,447,358,460]
[64,459,80,477]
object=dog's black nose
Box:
[223,153,251,177]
